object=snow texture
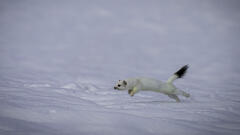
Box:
[1,0,240,135]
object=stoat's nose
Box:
[114,86,117,89]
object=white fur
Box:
[114,77,190,102]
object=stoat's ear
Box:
[123,80,127,85]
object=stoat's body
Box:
[114,65,190,102]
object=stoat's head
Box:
[114,80,127,90]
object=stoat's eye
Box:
[118,84,121,87]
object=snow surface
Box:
[1,0,240,135]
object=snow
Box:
[1,0,240,135]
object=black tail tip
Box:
[174,65,189,78]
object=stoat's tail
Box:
[167,65,189,84]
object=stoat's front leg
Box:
[130,86,139,97]
[128,89,133,94]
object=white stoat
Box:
[114,65,190,102]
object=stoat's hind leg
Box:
[167,94,180,102]
[182,91,190,97]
